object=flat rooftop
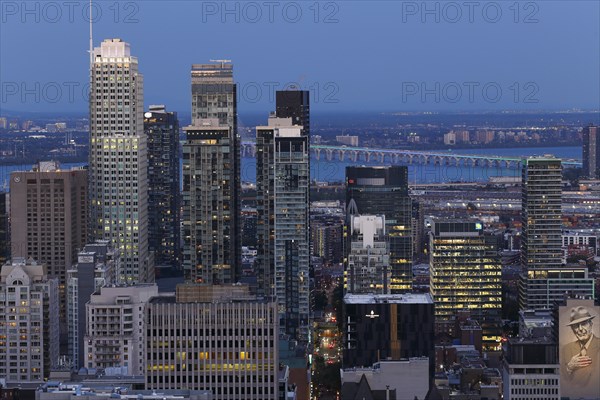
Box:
[38,382,211,399]
[148,293,273,305]
[507,336,556,345]
[344,293,433,304]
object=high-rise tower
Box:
[582,124,599,179]
[519,158,594,310]
[144,105,180,269]
[89,39,152,283]
[10,161,87,331]
[276,90,310,137]
[182,119,236,284]
[0,192,8,266]
[67,240,118,369]
[189,62,241,280]
[345,167,413,292]
[256,117,310,341]
[520,158,563,272]
[429,218,502,349]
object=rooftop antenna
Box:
[89,0,93,68]
[210,59,232,68]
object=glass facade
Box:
[275,90,310,137]
[189,63,241,281]
[183,126,234,284]
[0,193,8,266]
[257,124,310,341]
[521,158,563,271]
[429,218,502,349]
[346,167,413,293]
[342,293,434,374]
[144,107,181,269]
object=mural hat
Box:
[567,306,596,326]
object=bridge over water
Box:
[239,142,581,169]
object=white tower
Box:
[89,39,152,283]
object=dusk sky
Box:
[1,1,599,114]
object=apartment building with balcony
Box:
[67,240,119,369]
[0,258,59,384]
[84,283,158,375]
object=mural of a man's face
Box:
[571,319,593,343]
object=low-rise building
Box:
[36,382,212,400]
[341,359,430,400]
[502,337,560,400]
[433,348,502,400]
[518,309,553,339]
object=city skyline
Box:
[1,3,600,399]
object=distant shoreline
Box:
[0,156,88,167]
[399,143,582,152]
[0,144,582,167]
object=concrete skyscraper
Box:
[582,124,599,178]
[186,62,240,281]
[257,117,310,341]
[0,192,8,266]
[145,284,279,399]
[519,158,594,310]
[0,258,59,384]
[520,158,563,272]
[89,38,152,283]
[10,161,87,327]
[345,214,390,294]
[346,166,413,292]
[144,105,181,269]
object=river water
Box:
[0,146,581,190]
[245,146,582,183]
